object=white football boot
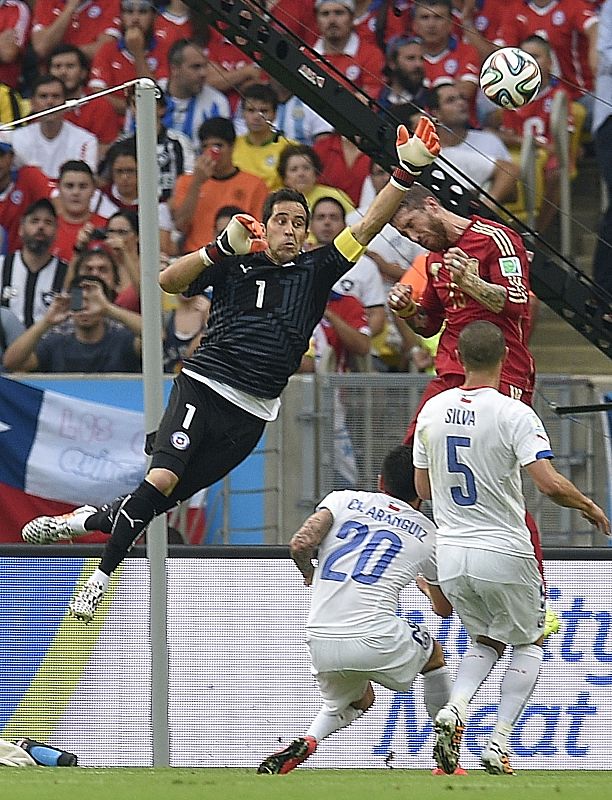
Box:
[480,742,515,775]
[21,506,98,544]
[68,575,108,623]
[433,705,465,775]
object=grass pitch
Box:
[3,768,610,800]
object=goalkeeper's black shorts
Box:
[148,371,265,505]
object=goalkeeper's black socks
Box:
[99,481,171,575]
[84,496,125,533]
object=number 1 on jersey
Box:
[255,279,266,309]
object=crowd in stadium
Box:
[0,0,608,377]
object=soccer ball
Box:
[479,47,542,109]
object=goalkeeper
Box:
[22,118,441,624]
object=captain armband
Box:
[333,227,368,263]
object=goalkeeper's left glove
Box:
[199,214,267,266]
[390,116,441,191]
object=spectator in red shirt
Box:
[412,0,480,104]
[89,0,170,115]
[0,136,52,252]
[313,0,386,99]
[314,132,371,207]
[351,0,410,51]
[0,0,31,90]
[495,0,598,104]
[31,0,121,63]
[53,159,108,262]
[48,44,122,160]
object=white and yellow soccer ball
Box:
[479,47,542,109]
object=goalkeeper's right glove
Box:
[199,214,267,266]
[390,116,441,191]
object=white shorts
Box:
[306,618,434,713]
[438,547,545,645]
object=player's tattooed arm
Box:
[289,509,334,586]
[444,248,506,313]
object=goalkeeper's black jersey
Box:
[182,243,355,399]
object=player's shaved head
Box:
[381,445,418,504]
[458,321,506,369]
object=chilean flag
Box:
[0,376,146,543]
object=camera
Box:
[90,227,108,241]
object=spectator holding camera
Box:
[53,160,109,262]
[3,249,142,374]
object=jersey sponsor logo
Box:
[239,263,252,273]
[10,189,23,205]
[499,255,522,276]
[170,431,190,450]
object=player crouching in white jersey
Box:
[414,321,610,777]
[257,445,459,775]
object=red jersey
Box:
[153,9,194,50]
[353,2,408,50]
[451,0,504,44]
[53,212,108,262]
[205,28,260,112]
[423,36,480,88]
[501,81,572,144]
[313,32,385,98]
[263,0,318,47]
[317,293,369,372]
[64,96,122,146]
[0,166,52,252]
[0,0,30,89]
[495,0,597,97]
[32,0,120,50]
[314,133,371,207]
[89,34,170,91]
[418,215,534,391]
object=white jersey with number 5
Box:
[306,490,438,638]
[413,386,554,557]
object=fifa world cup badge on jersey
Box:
[499,256,522,276]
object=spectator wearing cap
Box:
[161,38,230,151]
[378,35,430,111]
[31,0,121,63]
[89,0,170,115]
[0,135,52,252]
[0,198,68,328]
[313,0,385,99]
[12,75,99,180]
[170,116,268,252]
[411,0,480,105]
[47,44,122,161]
[3,248,142,374]
[53,160,109,263]
[0,0,31,90]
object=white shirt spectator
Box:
[437,130,511,194]
[332,253,386,309]
[159,79,231,150]
[12,121,99,179]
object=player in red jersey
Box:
[386,184,557,629]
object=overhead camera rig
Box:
[186,0,611,359]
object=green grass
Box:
[3,768,611,800]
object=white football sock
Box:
[450,642,499,719]
[305,705,363,741]
[492,644,543,750]
[423,666,452,721]
[90,568,110,587]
